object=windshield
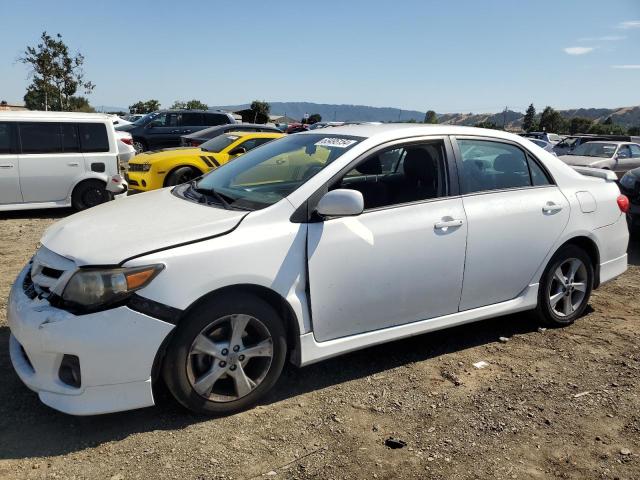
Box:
[176,134,363,210]
[132,112,158,125]
[571,142,617,158]
[201,134,242,153]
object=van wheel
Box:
[165,166,201,186]
[533,245,594,327]
[162,294,287,415]
[72,180,110,210]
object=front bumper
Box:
[7,264,175,415]
[125,170,163,192]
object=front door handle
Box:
[0,164,14,169]
[542,202,563,214]
[67,162,80,167]
[434,218,464,230]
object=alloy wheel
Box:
[186,314,274,402]
[548,258,588,317]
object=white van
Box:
[0,111,127,211]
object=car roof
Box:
[0,110,112,120]
[224,131,283,138]
[296,123,523,142]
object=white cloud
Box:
[611,64,640,69]
[617,20,640,29]
[563,46,594,55]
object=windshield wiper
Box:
[190,181,251,211]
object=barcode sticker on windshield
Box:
[315,138,357,148]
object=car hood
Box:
[40,188,248,266]
[129,147,203,164]
[559,155,608,167]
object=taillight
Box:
[120,137,133,145]
[617,194,629,213]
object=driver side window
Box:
[618,146,631,159]
[333,141,448,210]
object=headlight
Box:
[62,265,163,309]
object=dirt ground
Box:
[0,209,638,480]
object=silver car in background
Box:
[559,141,640,177]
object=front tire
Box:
[71,180,110,210]
[533,245,594,327]
[165,166,201,187]
[162,294,287,415]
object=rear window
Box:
[201,134,241,153]
[180,113,204,126]
[19,123,63,153]
[79,123,109,152]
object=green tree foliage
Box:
[424,110,438,124]
[129,100,161,114]
[588,122,627,135]
[568,117,593,134]
[249,100,271,124]
[67,96,95,112]
[474,121,502,130]
[628,126,640,136]
[170,99,209,110]
[538,107,567,133]
[19,32,94,111]
[603,116,613,125]
[522,104,536,132]
[307,113,322,124]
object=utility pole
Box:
[503,106,508,129]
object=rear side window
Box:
[180,113,204,126]
[0,122,16,154]
[457,139,550,194]
[61,123,80,152]
[204,113,229,126]
[19,123,63,153]
[79,123,109,152]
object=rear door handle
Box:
[434,218,464,230]
[0,164,14,169]
[542,202,563,214]
[67,162,79,167]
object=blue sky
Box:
[1,0,639,113]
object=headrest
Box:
[356,156,382,175]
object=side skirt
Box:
[297,284,539,367]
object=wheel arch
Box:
[163,164,205,187]
[181,284,301,363]
[552,235,601,288]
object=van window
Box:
[79,123,109,152]
[19,123,63,153]
[61,124,80,152]
[180,113,204,126]
[204,113,228,126]
[0,123,15,154]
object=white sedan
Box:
[7,125,629,415]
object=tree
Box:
[308,113,322,124]
[474,121,502,130]
[588,122,627,135]
[249,100,271,124]
[129,100,161,114]
[628,126,640,136]
[603,116,613,125]
[170,99,208,110]
[424,110,438,124]
[538,106,566,133]
[68,96,95,112]
[19,32,94,111]
[522,104,536,132]
[569,117,593,135]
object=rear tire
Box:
[162,294,287,415]
[71,180,110,210]
[533,245,594,327]
[165,166,201,187]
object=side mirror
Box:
[316,189,364,218]
[228,147,247,156]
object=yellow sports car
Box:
[126,131,284,191]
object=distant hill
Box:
[215,102,425,123]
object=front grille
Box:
[41,266,63,279]
[128,163,148,172]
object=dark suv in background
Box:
[116,110,236,152]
